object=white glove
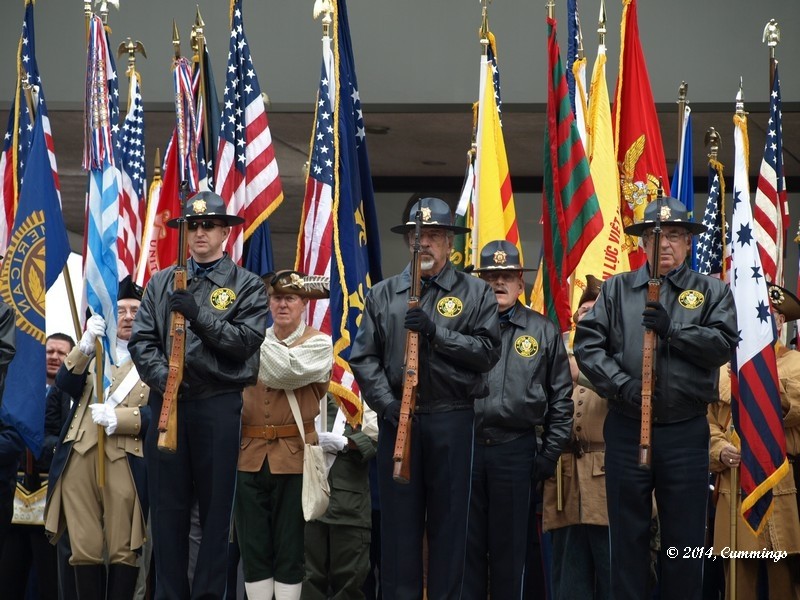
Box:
[79,315,107,355]
[90,403,118,436]
[317,432,348,454]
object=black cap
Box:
[472,240,533,273]
[624,196,706,237]
[390,197,470,235]
[166,191,245,229]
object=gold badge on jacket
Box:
[514,335,539,357]
[437,296,463,318]
[678,289,704,310]
[210,288,236,310]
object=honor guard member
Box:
[544,276,612,600]
[574,197,737,600]
[709,284,800,599]
[235,270,332,600]
[465,240,573,600]
[44,276,150,599]
[350,197,501,600]
[129,191,268,600]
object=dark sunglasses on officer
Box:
[187,220,227,231]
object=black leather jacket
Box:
[574,263,737,423]
[129,255,268,400]
[475,302,574,462]
[350,262,501,416]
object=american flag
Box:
[83,15,120,388]
[118,74,146,281]
[695,161,725,277]
[215,0,283,264]
[0,0,60,256]
[730,108,788,536]
[297,0,382,425]
[753,67,788,286]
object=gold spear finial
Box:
[313,0,334,37]
[598,0,607,45]
[575,10,585,60]
[480,0,491,42]
[172,19,181,59]
[677,82,688,155]
[735,77,746,117]
[704,127,721,161]
[153,147,162,179]
[192,6,205,57]
[678,81,688,103]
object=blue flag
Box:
[0,115,70,456]
[671,106,695,266]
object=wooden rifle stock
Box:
[393,211,423,483]
[639,187,664,469]
[158,182,189,453]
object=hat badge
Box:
[192,199,207,215]
[420,206,432,222]
[493,250,507,265]
[659,205,672,220]
[288,273,305,289]
[769,285,785,306]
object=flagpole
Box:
[677,82,687,158]
[763,19,779,92]
[192,8,213,176]
[705,127,726,281]
[473,0,490,264]
[729,427,739,600]
[546,0,555,21]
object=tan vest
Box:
[238,326,329,474]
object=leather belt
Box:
[241,421,315,440]
[568,439,606,457]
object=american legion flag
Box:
[0,0,61,257]
[215,0,284,264]
[729,108,788,535]
[0,113,70,456]
[297,0,382,426]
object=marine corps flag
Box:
[296,0,382,426]
[613,0,670,269]
[0,115,70,456]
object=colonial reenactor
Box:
[129,191,268,599]
[350,197,501,600]
[44,276,150,599]
[709,283,800,599]
[574,197,738,600]
[543,275,611,599]
[235,270,332,600]
[465,240,573,599]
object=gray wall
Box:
[1,0,798,108]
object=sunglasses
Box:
[187,220,226,231]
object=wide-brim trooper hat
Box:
[768,283,800,322]
[166,191,246,229]
[623,196,707,237]
[390,197,471,235]
[267,270,330,300]
[472,240,535,273]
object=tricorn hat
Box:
[166,191,245,229]
[768,284,800,322]
[268,270,330,299]
[390,197,471,235]
[118,275,143,302]
[472,240,534,273]
[623,196,707,237]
